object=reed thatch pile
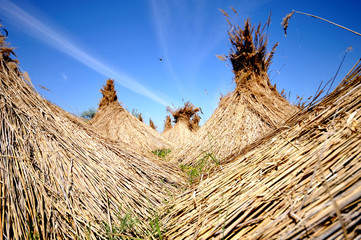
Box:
[163,115,173,133]
[0,34,184,239]
[90,79,172,152]
[171,12,298,166]
[160,61,361,239]
[149,118,157,130]
[163,102,200,145]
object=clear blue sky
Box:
[1,0,360,131]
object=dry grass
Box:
[98,79,119,109]
[163,102,201,145]
[167,101,200,125]
[190,114,201,132]
[138,112,144,122]
[218,10,278,86]
[149,118,157,130]
[171,11,298,167]
[0,36,185,239]
[2,10,360,239]
[163,115,173,133]
[160,61,361,239]
[281,10,361,37]
[91,80,173,153]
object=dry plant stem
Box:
[293,10,361,37]
[317,130,348,240]
[160,61,361,239]
[0,33,184,239]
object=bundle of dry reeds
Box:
[90,79,173,152]
[163,101,201,145]
[149,118,157,130]
[163,115,173,133]
[0,35,184,239]
[160,61,361,239]
[171,10,298,166]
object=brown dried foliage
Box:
[281,11,295,37]
[167,101,200,124]
[163,115,172,132]
[98,79,119,109]
[149,118,157,130]
[138,113,143,122]
[190,114,201,131]
[0,25,19,73]
[219,10,278,85]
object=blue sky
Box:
[1,0,360,131]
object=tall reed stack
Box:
[0,30,183,239]
[172,10,298,166]
[90,79,173,152]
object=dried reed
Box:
[161,61,361,239]
[171,10,298,166]
[163,102,200,145]
[149,118,157,130]
[91,80,172,152]
[282,10,361,37]
[0,36,184,239]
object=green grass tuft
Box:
[152,149,171,158]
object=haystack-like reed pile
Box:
[163,115,173,133]
[162,101,200,145]
[172,11,298,166]
[90,79,172,152]
[160,61,361,239]
[149,118,157,130]
[0,33,184,239]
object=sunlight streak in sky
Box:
[149,0,185,95]
[0,0,170,106]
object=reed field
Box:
[1,7,360,240]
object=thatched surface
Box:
[172,76,298,165]
[190,114,201,132]
[163,115,173,133]
[0,45,184,239]
[163,121,195,146]
[90,81,172,152]
[163,102,200,145]
[160,62,361,239]
[171,14,297,165]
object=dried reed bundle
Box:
[190,114,201,132]
[167,101,200,124]
[160,62,361,239]
[98,79,118,109]
[163,115,173,133]
[218,10,278,87]
[91,79,172,152]
[149,118,157,130]
[138,112,144,122]
[163,102,200,145]
[171,10,298,166]
[0,36,184,239]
